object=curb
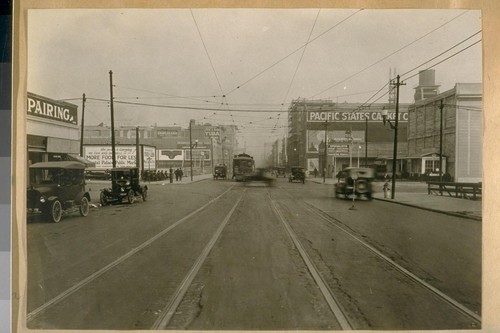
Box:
[373,197,482,221]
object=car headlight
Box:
[39,196,46,203]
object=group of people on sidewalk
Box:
[142,168,184,182]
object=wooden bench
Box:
[427,181,482,200]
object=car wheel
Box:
[50,200,62,223]
[127,189,135,204]
[142,188,148,201]
[356,180,369,194]
[79,196,90,217]
[100,192,107,206]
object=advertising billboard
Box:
[307,130,365,153]
[158,149,184,161]
[84,145,137,169]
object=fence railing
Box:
[427,181,482,200]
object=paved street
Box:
[26,176,482,330]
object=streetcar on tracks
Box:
[232,153,255,181]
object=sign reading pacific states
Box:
[308,111,408,122]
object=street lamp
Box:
[357,145,361,167]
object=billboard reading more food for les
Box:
[84,145,137,169]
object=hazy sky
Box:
[27,8,482,159]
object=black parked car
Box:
[85,168,111,180]
[100,167,148,205]
[275,167,286,178]
[335,167,374,200]
[27,161,91,223]
[289,166,305,184]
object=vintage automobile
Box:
[85,167,111,180]
[213,165,227,180]
[100,167,148,205]
[27,161,91,223]
[275,167,286,178]
[335,167,375,200]
[244,168,275,187]
[289,166,305,184]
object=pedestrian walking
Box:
[174,168,179,181]
[169,167,173,183]
[179,168,183,181]
[313,167,318,178]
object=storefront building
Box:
[406,83,482,182]
[287,98,409,177]
[83,121,238,174]
[26,92,85,166]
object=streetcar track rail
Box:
[301,200,482,325]
[269,194,353,330]
[151,189,246,329]
[26,185,236,323]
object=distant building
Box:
[414,69,440,102]
[287,98,410,176]
[83,121,238,173]
[406,83,482,182]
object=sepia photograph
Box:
[14,1,496,331]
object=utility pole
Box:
[80,93,86,157]
[189,120,193,181]
[109,70,116,168]
[323,119,328,183]
[364,115,368,167]
[136,127,140,169]
[439,99,444,183]
[390,75,406,199]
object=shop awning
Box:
[66,154,96,167]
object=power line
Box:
[310,10,470,98]
[190,9,225,97]
[225,9,364,96]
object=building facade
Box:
[83,121,238,174]
[26,92,87,166]
[407,83,482,182]
[287,98,410,177]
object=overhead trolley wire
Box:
[224,9,364,97]
[310,10,470,99]
[345,32,482,114]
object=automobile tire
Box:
[51,200,62,223]
[142,188,148,201]
[79,197,90,217]
[356,180,369,194]
[127,189,135,204]
[100,192,107,206]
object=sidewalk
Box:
[308,178,482,221]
